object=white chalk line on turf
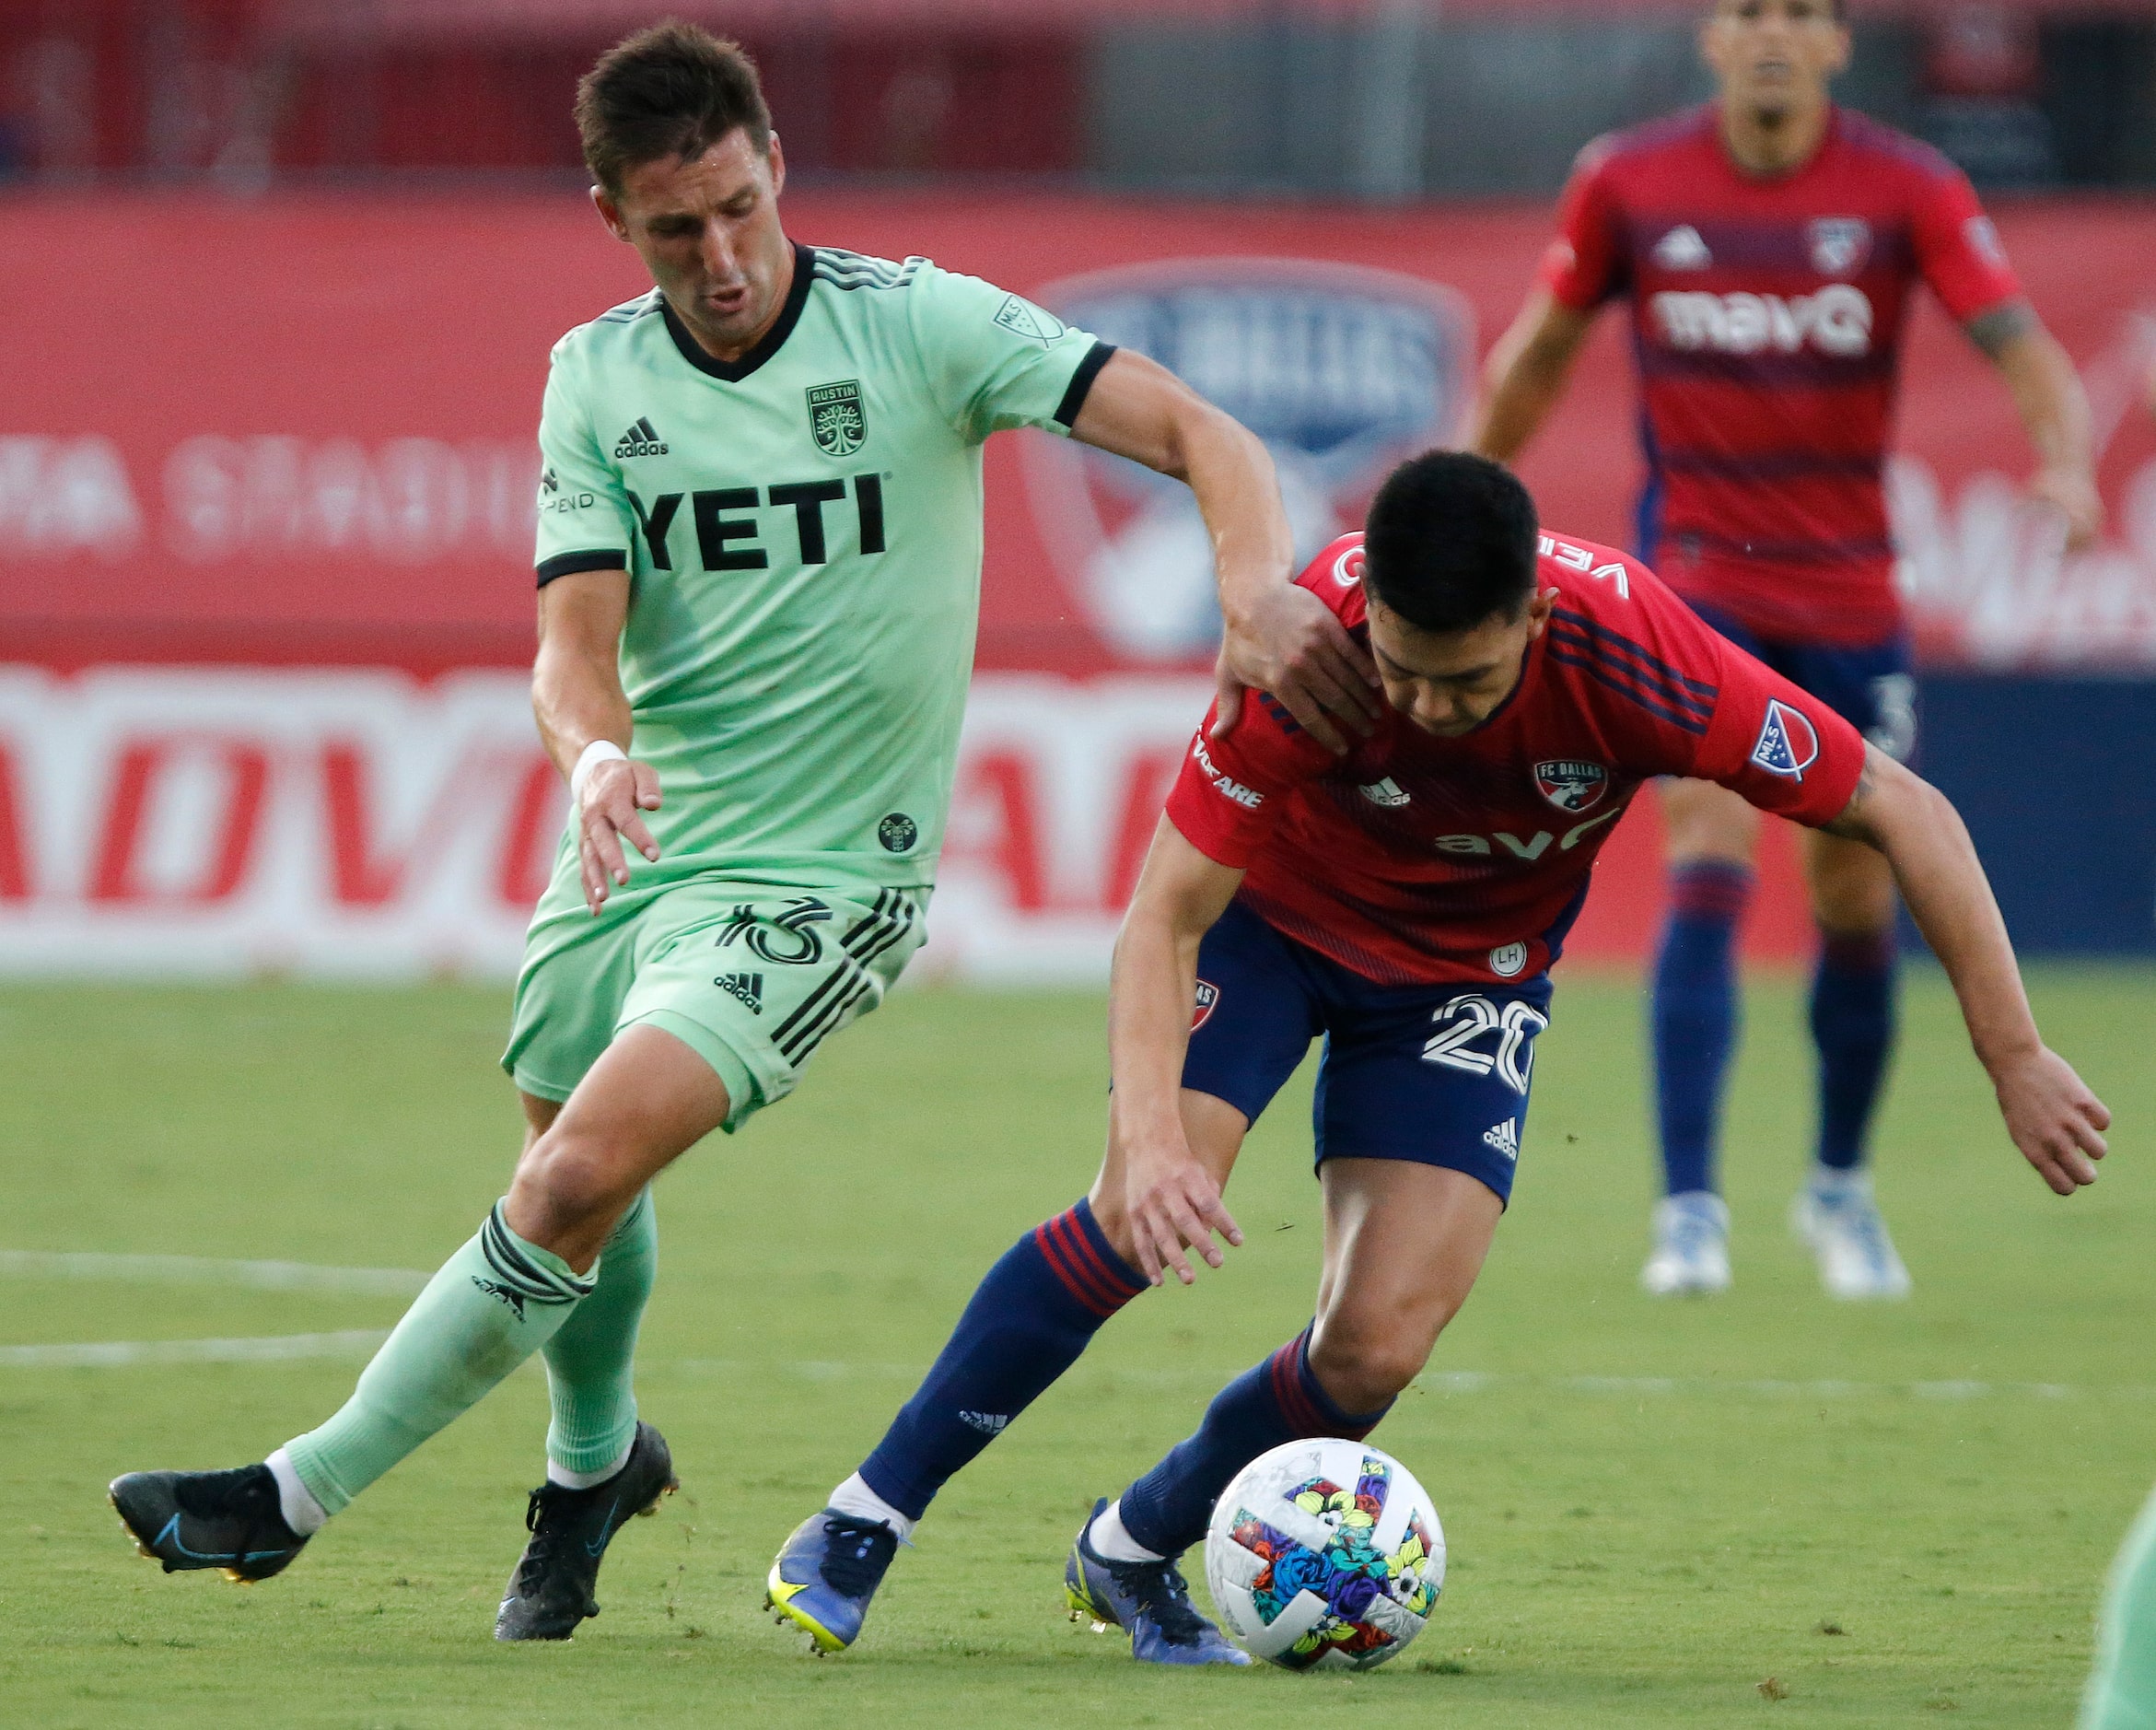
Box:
[0,1249,427,1296]
[0,1329,391,1369]
[667,1359,2156,1402]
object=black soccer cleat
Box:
[495,1420,679,1642]
[109,1463,309,1583]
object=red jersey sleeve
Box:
[1162,697,1332,870]
[1540,141,1626,312]
[1561,559,1868,823]
[1909,161,2022,323]
[1689,636,1869,824]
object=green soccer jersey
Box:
[531,242,1109,897]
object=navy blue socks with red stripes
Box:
[1651,859,1754,1197]
[1115,1327,1393,1560]
[1810,927,1897,1170]
[857,1198,1146,1522]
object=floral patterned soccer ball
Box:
[1204,1437,1445,1671]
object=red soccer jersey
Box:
[1165,533,1868,988]
[1540,105,2022,646]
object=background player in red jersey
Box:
[1468,0,2103,1301]
[758,453,2108,1666]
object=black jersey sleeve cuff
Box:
[536,549,629,588]
[1053,341,1118,429]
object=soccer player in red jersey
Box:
[762,453,2107,1664]
[1469,0,2103,1299]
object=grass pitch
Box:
[0,966,2149,1728]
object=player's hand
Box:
[577,757,663,915]
[1215,580,1381,755]
[1990,1044,2110,1195]
[1123,1134,1243,1287]
[2028,466,2104,551]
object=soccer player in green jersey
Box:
[2085,1487,2156,1730]
[108,23,1378,1641]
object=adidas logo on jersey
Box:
[614,416,670,459]
[716,972,765,1014]
[1359,777,1411,808]
[1483,1119,1521,1162]
[1652,225,1712,270]
[958,1410,1010,1435]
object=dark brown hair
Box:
[575,21,771,194]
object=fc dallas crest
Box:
[1533,758,1610,813]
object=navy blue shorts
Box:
[1687,600,1918,763]
[1182,899,1554,1205]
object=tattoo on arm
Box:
[1820,751,1882,846]
[1965,298,2037,361]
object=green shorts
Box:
[502,878,928,1130]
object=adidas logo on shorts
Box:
[717,972,764,1014]
[613,416,669,459]
[1483,1119,1520,1162]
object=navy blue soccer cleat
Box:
[1065,1497,1249,1666]
[765,1509,902,1654]
[109,1463,309,1583]
[495,1420,680,1641]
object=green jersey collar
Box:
[659,242,816,384]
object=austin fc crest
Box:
[1020,259,1472,660]
[808,380,867,457]
[1533,758,1609,813]
[1808,217,1871,279]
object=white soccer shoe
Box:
[1790,1169,1911,1301]
[1640,1191,1731,1296]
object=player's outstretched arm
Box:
[1069,348,1381,754]
[1103,817,1248,1286]
[1821,745,2111,1194]
[1965,300,2104,550]
[1465,288,1594,467]
[532,567,663,915]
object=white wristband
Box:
[569,740,628,809]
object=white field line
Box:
[0,1249,427,1296]
[0,1329,390,1369]
[666,1359,2156,1402]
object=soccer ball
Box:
[1204,1437,1445,1671]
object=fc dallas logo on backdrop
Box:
[1533,759,1610,813]
[1020,258,1472,661]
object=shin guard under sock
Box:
[858,1198,1145,1522]
[542,1188,658,1477]
[1651,860,1753,1197]
[1117,1327,1393,1560]
[1810,928,1898,1172]
[283,1204,594,1515]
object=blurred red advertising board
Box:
[5,189,2151,672]
[0,189,2150,977]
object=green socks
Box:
[283,1204,597,1516]
[2085,1485,2156,1730]
[542,1188,658,1478]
